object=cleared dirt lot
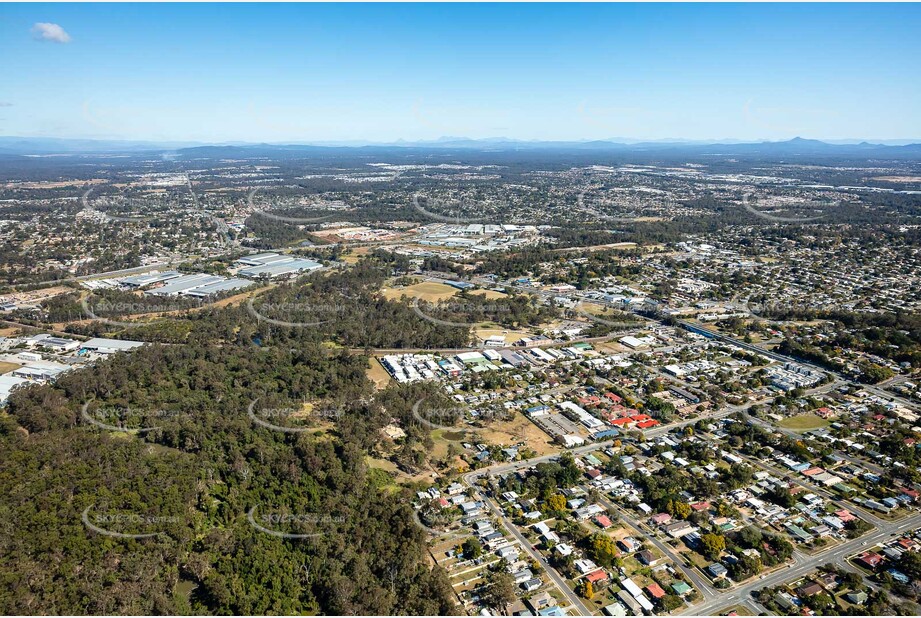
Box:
[477,411,558,456]
[469,289,507,300]
[0,361,22,375]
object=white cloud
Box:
[31,22,72,44]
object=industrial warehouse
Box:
[233,253,323,279]
[83,270,255,298]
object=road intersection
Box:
[460,372,917,616]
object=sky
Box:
[1,3,920,144]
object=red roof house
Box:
[834,509,856,523]
[594,514,613,529]
[856,551,883,569]
[586,569,609,584]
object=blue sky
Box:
[1,3,919,143]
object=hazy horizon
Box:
[2,135,921,147]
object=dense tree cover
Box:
[242,212,330,249]
[626,456,750,516]
[643,395,676,421]
[462,538,482,560]
[804,592,836,614]
[480,570,516,613]
[769,308,921,373]
[495,452,582,503]
[724,414,814,462]
[62,259,473,350]
[731,525,793,569]
[373,380,465,473]
[657,594,683,612]
[0,332,458,614]
[471,246,644,285]
[38,288,204,324]
[413,289,559,330]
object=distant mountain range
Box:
[1,135,920,157]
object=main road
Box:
[677,512,921,616]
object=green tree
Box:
[590,533,620,568]
[462,537,483,559]
[483,570,517,613]
[673,501,692,519]
[548,493,567,512]
[700,533,726,560]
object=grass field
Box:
[429,428,476,468]
[468,289,507,300]
[209,284,275,309]
[0,361,21,375]
[473,327,534,344]
[553,241,638,253]
[341,246,372,264]
[366,357,392,389]
[366,455,433,485]
[381,281,458,302]
[778,414,829,431]
[478,411,558,456]
[577,301,616,315]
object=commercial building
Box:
[79,338,146,355]
[145,273,252,297]
[235,253,322,279]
